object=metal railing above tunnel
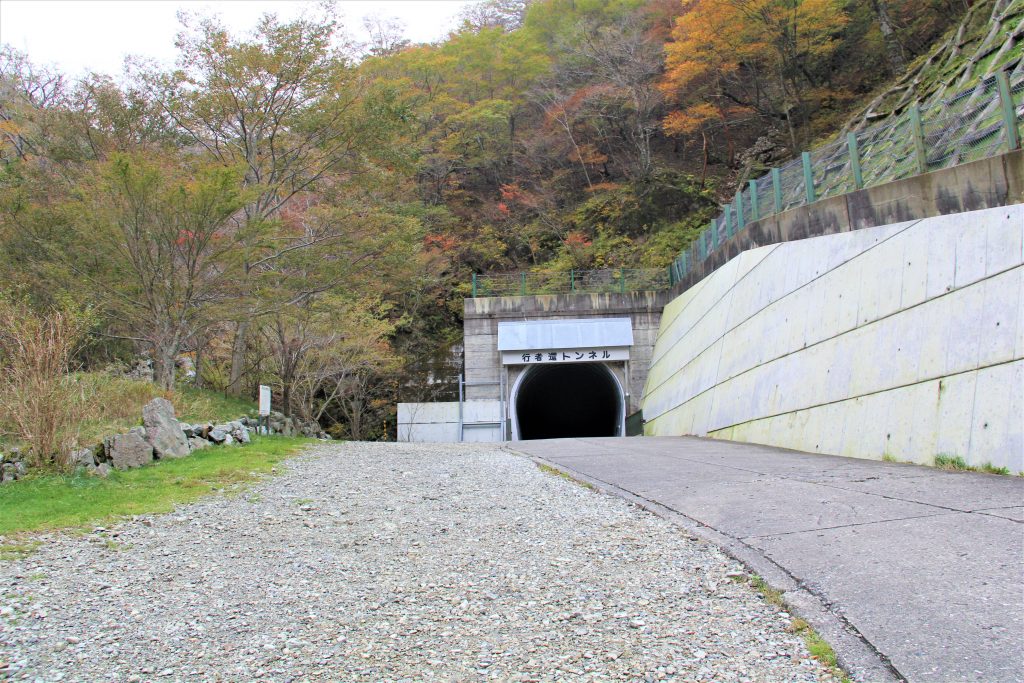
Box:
[470,268,671,298]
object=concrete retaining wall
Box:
[673,150,1024,294]
[642,205,1024,472]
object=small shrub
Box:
[0,297,91,469]
[978,462,1010,476]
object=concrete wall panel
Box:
[397,400,502,443]
[643,205,1024,472]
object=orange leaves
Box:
[424,233,458,253]
[662,103,720,135]
[564,231,592,250]
[659,0,849,138]
[498,183,540,210]
[574,143,608,166]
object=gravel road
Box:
[0,442,837,682]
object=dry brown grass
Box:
[70,373,257,447]
[0,298,90,468]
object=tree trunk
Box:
[871,0,906,75]
[227,319,250,398]
[153,344,177,391]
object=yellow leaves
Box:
[662,103,720,135]
[575,143,608,166]
[660,0,849,137]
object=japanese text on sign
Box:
[500,346,629,365]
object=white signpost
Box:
[258,385,271,434]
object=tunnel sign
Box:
[501,346,629,365]
[497,317,634,366]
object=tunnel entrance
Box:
[513,363,623,440]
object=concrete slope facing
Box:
[642,204,1024,472]
[511,436,1024,683]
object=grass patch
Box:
[748,574,785,609]
[0,436,310,537]
[933,454,1012,475]
[934,453,971,470]
[0,541,41,561]
[790,617,850,682]
[881,453,899,463]
[66,373,257,447]
[536,462,595,490]
[747,574,851,683]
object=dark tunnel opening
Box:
[515,364,621,440]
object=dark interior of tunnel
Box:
[515,364,620,440]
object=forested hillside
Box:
[0,0,999,446]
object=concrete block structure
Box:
[398,292,669,442]
[642,204,1024,472]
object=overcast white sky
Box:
[0,1,475,77]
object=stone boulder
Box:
[207,428,228,444]
[188,437,211,452]
[104,428,153,470]
[226,421,250,444]
[1,462,21,482]
[142,398,189,459]
[69,448,96,469]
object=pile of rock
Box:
[266,411,329,439]
[0,399,330,482]
[0,451,27,483]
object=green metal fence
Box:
[471,268,670,297]
[669,65,1024,286]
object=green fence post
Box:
[771,168,783,214]
[698,232,706,261]
[619,267,626,294]
[723,206,732,239]
[681,251,688,276]
[909,104,928,174]
[749,180,760,221]
[996,70,1021,151]
[801,151,816,204]
[847,132,864,190]
[735,190,745,230]
[570,268,576,292]
[471,272,477,297]
[520,272,526,296]
[711,218,720,250]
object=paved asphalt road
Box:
[509,436,1024,683]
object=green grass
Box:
[934,453,1012,475]
[0,436,310,537]
[536,462,595,490]
[0,541,40,560]
[746,574,851,683]
[790,617,849,682]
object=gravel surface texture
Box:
[0,442,837,682]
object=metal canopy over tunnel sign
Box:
[497,318,632,365]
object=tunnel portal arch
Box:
[510,363,625,440]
